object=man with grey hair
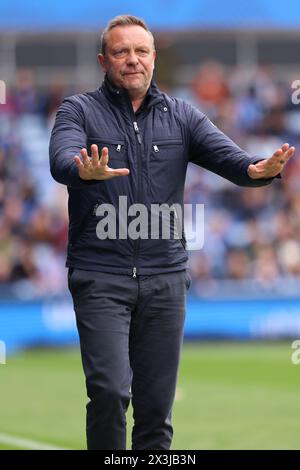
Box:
[50,15,294,450]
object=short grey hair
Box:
[100,15,155,54]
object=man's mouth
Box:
[123,72,143,76]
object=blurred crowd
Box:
[1,64,300,298]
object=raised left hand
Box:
[247,143,295,179]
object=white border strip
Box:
[0,433,69,450]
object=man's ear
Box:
[98,54,107,72]
[153,50,156,69]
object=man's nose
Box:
[126,51,139,66]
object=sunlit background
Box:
[1,0,300,450]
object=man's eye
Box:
[114,50,126,57]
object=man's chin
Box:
[125,83,143,91]
[123,80,148,92]
[123,76,143,86]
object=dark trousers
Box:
[68,268,191,450]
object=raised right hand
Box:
[74,144,130,180]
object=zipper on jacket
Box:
[132,121,142,278]
[133,122,142,144]
[153,145,159,153]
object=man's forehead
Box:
[106,25,153,49]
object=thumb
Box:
[247,163,259,179]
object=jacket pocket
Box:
[88,138,127,166]
[152,139,183,156]
[150,139,186,202]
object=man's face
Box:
[98,25,156,97]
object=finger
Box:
[276,146,295,163]
[281,146,295,163]
[106,168,130,177]
[80,148,88,159]
[281,143,290,152]
[100,147,109,167]
[271,147,290,166]
[80,148,90,167]
[273,148,283,158]
[286,146,295,158]
[91,144,99,167]
[74,155,84,167]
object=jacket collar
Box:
[100,74,164,114]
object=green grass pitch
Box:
[0,342,299,450]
